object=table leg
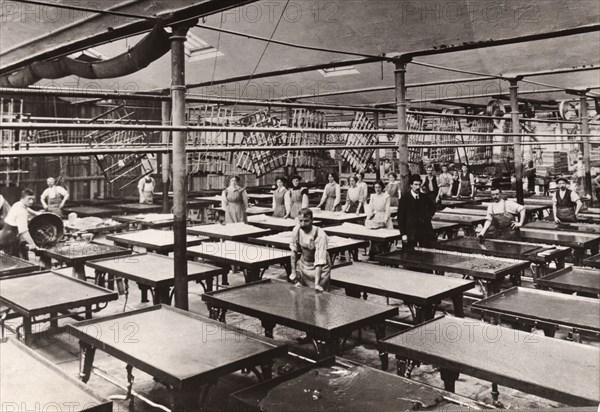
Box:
[261,320,276,339]
[439,369,460,392]
[591,244,599,256]
[78,341,96,383]
[94,270,105,287]
[451,294,465,318]
[40,255,52,270]
[344,288,361,299]
[244,268,261,283]
[50,312,58,329]
[510,271,522,287]
[22,317,33,346]
[573,250,584,266]
[374,323,388,371]
[415,305,435,323]
[221,271,229,286]
[153,286,172,305]
[73,263,86,280]
[555,256,565,270]
[395,356,407,375]
[261,360,274,381]
[484,280,501,298]
[138,284,150,303]
[204,277,214,292]
[170,383,200,412]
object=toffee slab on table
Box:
[117,203,164,213]
[188,240,290,283]
[0,338,112,411]
[472,286,600,338]
[377,248,529,297]
[187,222,270,241]
[202,279,398,364]
[436,237,572,278]
[112,213,175,229]
[499,227,600,265]
[331,262,474,322]
[537,266,600,297]
[38,240,131,280]
[64,218,127,235]
[249,231,368,260]
[309,210,368,225]
[378,315,600,406]
[525,220,600,235]
[229,356,482,412]
[583,252,600,268]
[86,253,226,304]
[107,229,207,254]
[0,271,117,345]
[0,252,40,277]
[247,214,302,232]
[62,206,122,218]
[69,305,287,412]
[433,213,487,235]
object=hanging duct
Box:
[0,24,171,87]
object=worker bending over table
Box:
[40,177,69,216]
[0,189,42,258]
[552,177,583,223]
[397,175,436,249]
[289,208,331,292]
[478,187,526,239]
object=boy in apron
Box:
[40,177,69,217]
[457,164,475,198]
[0,189,42,258]
[478,187,526,239]
[289,208,331,292]
[552,177,582,223]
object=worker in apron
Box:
[138,176,156,204]
[552,177,582,223]
[0,189,41,258]
[0,194,11,230]
[457,164,475,198]
[478,187,526,239]
[40,177,69,217]
[289,208,331,291]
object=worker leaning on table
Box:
[0,189,42,258]
[289,208,331,292]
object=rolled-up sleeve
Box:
[289,226,300,253]
[314,230,328,266]
[16,209,29,235]
[485,204,494,222]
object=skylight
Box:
[185,32,223,62]
[317,66,360,77]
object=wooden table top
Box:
[525,220,600,235]
[501,228,600,249]
[433,213,487,225]
[0,338,112,411]
[86,253,225,287]
[583,253,600,268]
[323,223,402,242]
[107,229,206,252]
[380,316,600,406]
[187,222,270,240]
[62,206,122,218]
[247,215,300,231]
[118,203,164,213]
[0,271,117,316]
[187,241,290,268]
[68,305,287,388]
[40,241,131,264]
[310,210,368,223]
[0,252,40,277]
[473,286,600,332]
[537,266,600,296]
[250,232,367,253]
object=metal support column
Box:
[580,97,592,202]
[394,58,411,194]
[161,101,171,213]
[509,78,524,204]
[170,24,191,310]
[373,111,381,181]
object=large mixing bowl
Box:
[29,212,64,248]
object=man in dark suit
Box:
[397,174,437,249]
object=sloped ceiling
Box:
[1,0,599,109]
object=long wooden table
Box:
[377,248,530,297]
[248,231,367,262]
[188,241,290,283]
[331,262,474,322]
[0,338,112,411]
[537,266,600,297]
[0,271,117,345]
[433,213,487,235]
[118,203,164,213]
[202,279,398,366]
[310,210,368,225]
[583,253,600,268]
[378,316,600,406]
[38,241,131,280]
[107,229,207,255]
[247,214,303,232]
[87,253,226,304]
[525,220,600,235]
[436,237,572,279]
[112,213,176,229]
[322,222,402,259]
[187,222,270,241]
[0,252,40,277]
[472,286,600,339]
[62,206,122,218]
[479,202,550,219]
[69,305,287,411]
[499,227,600,265]
[229,356,482,412]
